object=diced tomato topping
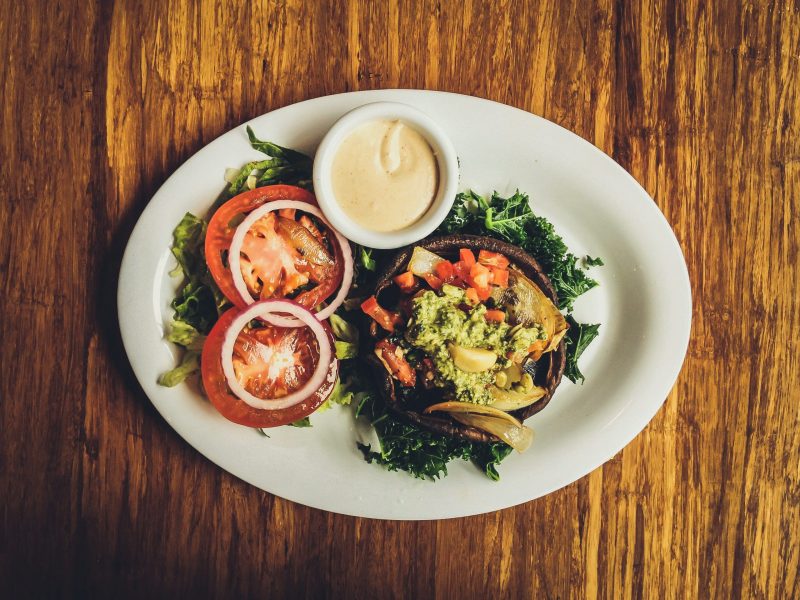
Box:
[467,263,492,300]
[434,260,456,283]
[484,309,506,323]
[361,296,379,312]
[464,287,479,304]
[361,296,403,332]
[468,263,491,289]
[453,261,471,283]
[459,248,477,267]
[489,266,509,287]
[393,271,417,293]
[421,273,443,290]
[375,339,416,387]
[478,250,510,269]
[474,285,492,301]
[278,208,297,219]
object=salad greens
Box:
[162,131,603,482]
[357,407,513,481]
[159,213,227,386]
[221,126,313,202]
[168,213,227,334]
[158,352,200,387]
[564,316,601,384]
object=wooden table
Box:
[2,1,798,597]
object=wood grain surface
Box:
[1,0,799,597]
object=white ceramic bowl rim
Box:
[312,101,459,249]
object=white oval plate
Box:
[118,90,691,520]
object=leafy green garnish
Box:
[289,417,312,428]
[246,126,312,164]
[165,321,206,350]
[439,190,599,311]
[330,314,360,360]
[335,341,358,360]
[222,127,313,200]
[329,313,358,343]
[563,316,601,384]
[327,378,357,407]
[471,441,515,481]
[157,351,200,387]
[349,244,378,291]
[168,213,227,334]
[169,212,206,278]
[355,392,512,480]
[329,317,370,408]
[358,246,377,272]
[160,214,227,384]
[584,255,604,267]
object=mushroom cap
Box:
[371,234,566,443]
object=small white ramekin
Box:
[312,102,459,249]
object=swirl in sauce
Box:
[331,120,439,232]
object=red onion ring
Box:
[227,200,353,326]
[220,299,333,410]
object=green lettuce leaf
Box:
[157,351,200,387]
[167,213,227,334]
[335,341,358,360]
[165,321,206,350]
[329,313,359,344]
[160,213,227,386]
[221,127,313,200]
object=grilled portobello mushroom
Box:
[369,234,566,444]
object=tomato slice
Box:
[205,185,344,310]
[201,307,337,427]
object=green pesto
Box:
[405,285,545,404]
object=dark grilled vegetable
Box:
[370,234,566,443]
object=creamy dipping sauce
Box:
[330,119,439,232]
